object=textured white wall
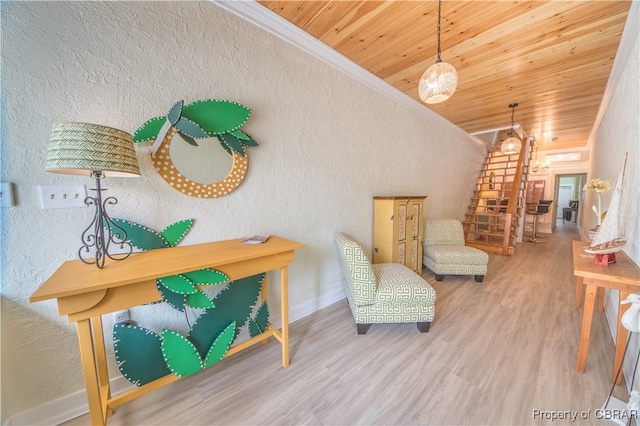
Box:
[587,9,640,394]
[587,29,639,266]
[1,1,486,420]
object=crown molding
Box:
[212,0,474,142]
[587,0,639,149]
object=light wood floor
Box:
[63,225,628,425]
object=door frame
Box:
[552,173,587,230]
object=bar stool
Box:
[529,200,552,243]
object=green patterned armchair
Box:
[334,233,436,334]
[423,219,489,282]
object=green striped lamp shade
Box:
[46,122,140,177]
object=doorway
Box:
[553,173,587,230]
[557,185,574,219]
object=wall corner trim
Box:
[211,0,474,142]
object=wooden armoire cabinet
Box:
[373,196,427,274]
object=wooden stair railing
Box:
[463,145,530,256]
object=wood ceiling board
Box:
[257,0,632,151]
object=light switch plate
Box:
[1,182,15,207]
[39,184,87,209]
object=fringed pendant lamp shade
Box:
[500,103,522,155]
[418,0,458,104]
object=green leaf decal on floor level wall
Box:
[114,324,171,386]
[249,301,270,338]
[111,218,269,386]
[188,274,265,359]
[161,330,203,378]
[204,321,236,368]
[157,281,187,312]
[186,291,215,309]
[160,323,236,378]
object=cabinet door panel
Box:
[410,238,419,271]
[397,241,406,266]
[398,203,407,241]
[411,203,420,238]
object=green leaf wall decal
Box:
[160,219,194,247]
[182,269,229,285]
[175,117,209,139]
[182,99,251,136]
[218,133,246,156]
[161,329,202,378]
[158,275,198,295]
[156,282,187,312]
[157,268,227,311]
[249,301,270,337]
[110,218,170,251]
[229,129,259,146]
[167,100,183,126]
[188,274,264,358]
[108,218,244,386]
[186,291,215,309]
[133,116,166,143]
[114,324,171,386]
[203,321,236,368]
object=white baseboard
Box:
[6,290,346,425]
[7,376,134,426]
[289,286,345,324]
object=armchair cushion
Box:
[424,246,488,265]
[374,263,436,303]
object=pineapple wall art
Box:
[134,99,259,198]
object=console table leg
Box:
[92,315,113,417]
[576,283,597,373]
[77,318,106,425]
[281,266,289,368]
[575,276,584,308]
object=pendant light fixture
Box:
[531,145,549,172]
[418,0,458,104]
[500,103,522,155]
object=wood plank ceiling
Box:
[257,1,632,151]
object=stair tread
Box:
[464,145,533,256]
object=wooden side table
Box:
[30,236,304,425]
[572,240,640,384]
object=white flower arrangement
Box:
[583,178,611,225]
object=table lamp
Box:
[46,122,141,268]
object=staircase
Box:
[463,145,530,255]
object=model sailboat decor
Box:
[585,153,628,265]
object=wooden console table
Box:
[572,240,640,384]
[30,236,304,425]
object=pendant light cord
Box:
[507,103,518,138]
[510,106,515,137]
[436,0,443,63]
